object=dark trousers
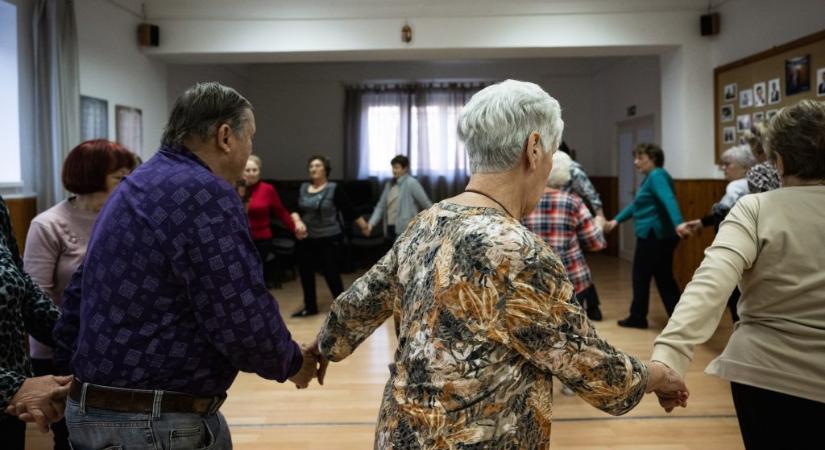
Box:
[30,358,71,450]
[731,382,825,450]
[576,284,600,309]
[0,416,25,450]
[629,235,681,320]
[253,239,280,288]
[297,235,344,312]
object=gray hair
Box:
[547,150,572,188]
[721,145,756,169]
[458,80,564,173]
[161,82,252,147]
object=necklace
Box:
[464,189,515,219]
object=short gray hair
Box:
[162,82,252,147]
[458,80,564,173]
[547,150,572,188]
[721,145,756,169]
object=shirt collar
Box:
[160,144,212,172]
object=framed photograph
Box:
[753,111,765,123]
[785,55,810,95]
[116,105,143,155]
[720,104,734,122]
[766,109,779,120]
[723,82,737,101]
[768,78,781,104]
[817,68,825,97]
[739,88,753,108]
[723,126,736,144]
[80,95,108,141]
[737,114,751,133]
[753,82,767,107]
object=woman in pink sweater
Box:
[23,139,136,450]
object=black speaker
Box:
[138,23,159,47]
[700,13,719,36]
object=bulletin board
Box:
[714,29,825,162]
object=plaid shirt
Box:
[747,161,781,193]
[523,189,606,293]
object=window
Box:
[0,1,21,186]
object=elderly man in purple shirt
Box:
[45,83,320,449]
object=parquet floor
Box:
[26,254,743,449]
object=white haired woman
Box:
[653,99,825,450]
[677,145,756,322]
[523,151,607,320]
[306,80,687,449]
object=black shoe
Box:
[586,307,603,321]
[291,308,318,318]
[617,317,648,329]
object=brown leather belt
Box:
[69,379,226,415]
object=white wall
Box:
[591,56,661,177]
[168,59,602,180]
[76,0,168,158]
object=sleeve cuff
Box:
[651,344,692,376]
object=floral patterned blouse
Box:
[318,201,649,449]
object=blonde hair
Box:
[547,150,572,188]
[247,154,262,169]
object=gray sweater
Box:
[368,174,432,236]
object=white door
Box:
[617,115,655,261]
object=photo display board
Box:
[714,29,825,162]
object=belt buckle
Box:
[207,393,227,415]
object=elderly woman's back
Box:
[319,201,647,448]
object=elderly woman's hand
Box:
[603,220,618,234]
[5,375,73,433]
[645,361,689,413]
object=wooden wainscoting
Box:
[5,196,37,256]
[672,179,728,289]
[589,176,619,257]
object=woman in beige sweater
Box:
[652,99,825,450]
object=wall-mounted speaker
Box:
[138,23,159,47]
[700,13,720,36]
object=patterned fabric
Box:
[746,161,781,193]
[523,190,606,294]
[0,196,60,410]
[565,161,603,213]
[318,202,648,449]
[53,146,302,396]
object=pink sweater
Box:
[24,199,97,359]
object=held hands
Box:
[594,215,607,230]
[360,223,372,237]
[289,339,329,389]
[645,361,689,413]
[294,221,308,240]
[5,375,73,433]
[603,220,618,234]
[676,220,702,239]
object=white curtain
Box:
[33,0,79,210]
[345,83,483,200]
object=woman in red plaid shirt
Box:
[523,151,607,320]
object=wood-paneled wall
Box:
[5,196,37,257]
[672,179,728,289]
[589,176,619,257]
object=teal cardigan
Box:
[614,168,683,239]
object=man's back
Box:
[54,146,302,396]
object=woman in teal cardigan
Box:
[605,143,685,329]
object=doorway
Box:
[616,115,655,261]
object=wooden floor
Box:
[26,254,743,449]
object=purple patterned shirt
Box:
[53,146,302,396]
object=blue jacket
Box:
[615,168,683,239]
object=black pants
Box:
[576,284,600,309]
[731,382,825,450]
[297,235,345,312]
[0,416,25,450]
[629,235,681,320]
[30,358,71,450]
[254,239,280,288]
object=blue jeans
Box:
[65,395,232,450]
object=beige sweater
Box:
[652,186,825,403]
